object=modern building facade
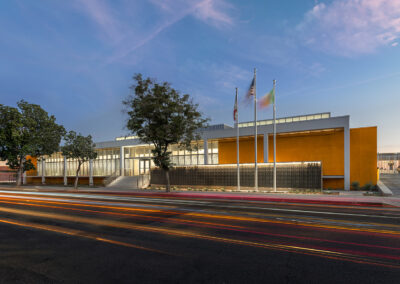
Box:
[27,112,377,190]
[378,153,400,173]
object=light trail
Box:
[2,191,400,218]
[0,196,399,236]
[0,205,399,269]
[0,199,247,230]
[0,217,170,255]
[0,198,399,253]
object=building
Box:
[378,153,400,173]
[27,112,377,190]
[0,161,15,183]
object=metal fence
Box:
[151,162,322,189]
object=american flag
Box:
[233,92,238,122]
[244,77,255,104]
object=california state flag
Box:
[233,92,238,122]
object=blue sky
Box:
[0,0,399,152]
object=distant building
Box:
[27,112,378,190]
[378,153,400,173]
[0,161,15,183]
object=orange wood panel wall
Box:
[268,130,344,176]
[219,136,264,164]
[25,155,38,176]
[350,127,377,186]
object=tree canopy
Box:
[123,74,208,191]
[0,100,65,185]
[61,131,97,189]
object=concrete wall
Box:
[26,176,106,186]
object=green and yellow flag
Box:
[258,88,275,109]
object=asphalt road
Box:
[0,190,399,283]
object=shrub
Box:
[351,181,360,191]
[362,182,373,191]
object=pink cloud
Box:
[298,0,400,56]
[149,0,233,28]
[75,0,124,43]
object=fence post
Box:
[89,159,94,187]
[63,157,67,186]
[41,158,45,185]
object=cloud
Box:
[297,0,400,56]
[75,0,233,63]
[149,0,233,28]
[75,0,124,43]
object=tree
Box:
[123,74,209,192]
[0,101,65,186]
[61,131,97,189]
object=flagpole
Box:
[273,79,277,192]
[254,68,258,191]
[236,87,240,191]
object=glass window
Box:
[314,114,322,119]
[192,155,198,165]
[198,143,204,154]
[198,155,204,165]
[213,153,218,164]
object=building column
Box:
[203,139,208,165]
[263,133,269,163]
[41,158,45,185]
[344,126,350,190]
[120,146,124,176]
[63,157,67,186]
[89,159,93,186]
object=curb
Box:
[0,186,395,207]
[74,190,392,207]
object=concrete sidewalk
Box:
[1,184,400,207]
[380,173,400,196]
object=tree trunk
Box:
[16,157,24,187]
[165,169,170,192]
[16,166,23,187]
[74,162,81,189]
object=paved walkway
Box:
[380,173,400,196]
[1,184,400,207]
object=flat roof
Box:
[238,112,331,128]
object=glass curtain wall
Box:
[207,140,219,164]
[40,148,120,177]
[66,159,90,176]
[39,141,219,177]
[92,148,120,176]
[124,146,154,176]
[170,140,218,166]
[170,141,204,166]
[38,153,64,176]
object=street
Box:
[0,189,399,283]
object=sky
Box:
[0,0,399,152]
